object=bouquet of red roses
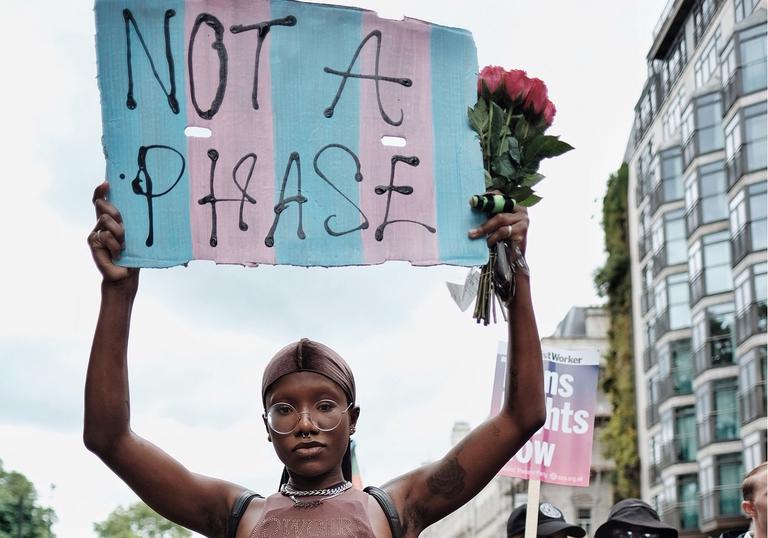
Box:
[468,66,573,324]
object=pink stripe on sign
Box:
[358,14,438,265]
[187,0,276,265]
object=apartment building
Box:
[627,1,767,536]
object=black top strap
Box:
[364,486,403,538]
[228,490,262,538]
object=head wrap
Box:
[262,338,356,487]
[261,338,356,406]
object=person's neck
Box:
[286,470,346,491]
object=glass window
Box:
[663,34,688,94]
[717,453,743,515]
[748,182,767,250]
[730,189,748,239]
[672,339,694,393]
[669,272,692,329]
[660,148,684,202]
[700,161,729,223]
[679,474,700,529]
[721,39,737,83]
[663,89,687,140]
[744,102,767,172]
[740,24,768,94]
[725,114,741,162]
[676,406,697,461]
[735,0,761,23]
[744,430,766,472]
[695,30,720,87]
[734,267,752,314]
[714,378,739,440]
[697,94,724,154]
[703,231,733,294]
[666,209,687,264]
[682,103,695,145]
[707,303,735,365]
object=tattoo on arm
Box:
[426,458,466,500]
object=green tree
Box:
[0,459,56,538]
[594,162,641,500]
[94,502,190,538]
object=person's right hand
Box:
[89,182,138,283]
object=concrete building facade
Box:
[421,306,613,538]
[626,1,767,536]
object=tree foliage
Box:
[594,163,641,500]
[93,502,190,538]
[0,459,56,538]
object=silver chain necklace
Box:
[280,481,352,508]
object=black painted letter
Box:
[265,152,307,247]
[313,144,368,237]
[188,13,228,120]
[123,9,179,113]
[374,155,436,241]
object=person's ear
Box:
[742,499,755,518]
[263,414,272,443]
[349,405,360,435]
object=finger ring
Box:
[506,225,513,238]
[95,230,102,243]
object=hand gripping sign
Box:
[95,0,487,267]
[490,343,600,487]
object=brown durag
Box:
[261,338,356,487]
[261,338,356,406]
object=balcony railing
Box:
[641,289,655,316]
[661,435,697,466]
[694,337,735,375]
[656,309,671,340]
[651,180,684,214]
[639,236,651,260]
[736,301,768,344]
[644,346,656,372]
[724,69,741,114]
[660,372,694,401]
[646,403,660,427]
[683,132,698,170]
[690,271,705,306]
[698,412,739,448]
[732,223,752,265]
[700,485,744,525]
[661,501,700,531]
[726,145,747,191]
[740,383,767,425]
[685,201,701,237]
[652,246,668,277]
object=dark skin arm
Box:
[382,205,546,536]
[83,182,248,538]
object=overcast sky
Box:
[0,1,667,536]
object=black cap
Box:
[594,499,677,538]
[507,502,587,538]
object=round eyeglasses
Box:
[266,400,353,435]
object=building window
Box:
[735,0,761,23]
[721,38,737,84]
[642,263,655,315]
[645,318,658,371]
[698,378,739,446]
[678,474,700,530]
[653,148,684,210]
[744,102,768,172]
[692,303,735,374]
[648,374,661,426]
[685,161,728,235]
[636,141,655,204]
[639,205,653,259]
[739,24,768,95]
[689,231,733,304]
[683,93,724,167]
[730,182,768,263]
[739,346,767,425]
[653,209,687,271]
[655,272,691,333]
[660,339,694,399]
[734,262,768,343]
[662,33,688,95]
[662,406,697,465]
[717,453,743,516]
[635,78,661,145]
[663,89,687,141]
[693,0,721,44]
[650,433,663,483]
[695,30,721,87]
[744,430,767,472]
[576,508,592,536]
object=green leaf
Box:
[521,173,545,187]
[525,135,574,161]
[467,100,488,137]
[491,154,515,179]
[515,117,530,141]
[484,169,493,189]
[488,101,506,157]
[508,138,521,164]
[518,193,543,206]
[507,185,534,201]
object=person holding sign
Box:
[84,181,545,538]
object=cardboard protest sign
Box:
[94,0,487,267]
[490,343,600,487]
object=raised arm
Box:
[383,206,546,535]
[84,182,245,538]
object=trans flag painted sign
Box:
[490,343,600,487]
[95,0,487,267]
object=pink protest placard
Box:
[490,343,600,487]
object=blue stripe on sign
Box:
[95,0,191,268]
[430,25,487,266]
[269,0,363,266]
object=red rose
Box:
[477,65,506,96]
[524,77,549,115]
[543,100,556,127]
[503,69,531,103]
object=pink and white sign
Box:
[490,343,600,487]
